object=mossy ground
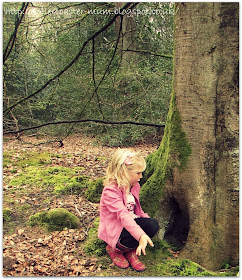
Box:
[85,239,238,276]
[83,218,238,276]
[3,138,238,276]
[4,150,104,200]
[3,149,103,235]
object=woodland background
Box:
[3,1,172,145]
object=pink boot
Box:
[106,245,129,269]
[124,249,146,272]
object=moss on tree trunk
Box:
[140,91,191,217]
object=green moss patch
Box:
[54,174,90,195]
[84,178,104,203]
[156,259,217,276]
[54,176,104,203]
[3,208,12,222]
[83,219,220,277]
[28,208,81,232]
[7,162,104,203]
[3,151,52,168]
[8,165,84,192]
[84,217,106,256]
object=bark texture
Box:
[173,2,239,270]
[140,2,239,271]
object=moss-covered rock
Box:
[28,208,81,232]
[84,178,104,203]
[55,175,90,195]
[3,208,12,222]
[84,217,106,256]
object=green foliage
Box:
[84,217,106,256]
[28,208,81,232]
[3,208,12,222]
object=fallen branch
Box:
[3,119,166,135]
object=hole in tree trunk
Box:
[164,197,190,248]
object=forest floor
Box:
[2,134,160,276]
[2,134,238,277]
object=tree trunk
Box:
[115,2,136,68]
[140,2,239,271]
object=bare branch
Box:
[3,119,166,135]
[3,2,138,116]
[122,48,173,58]
[3,2,29,64]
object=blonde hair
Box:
[104,148,146,191]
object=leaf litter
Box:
[3,134,159,276]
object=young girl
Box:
[98,148,159,272]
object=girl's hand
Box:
[136,234,154,256]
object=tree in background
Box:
[140,2,239,270]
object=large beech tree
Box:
[140,2,239,271]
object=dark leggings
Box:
[117,217,159,249]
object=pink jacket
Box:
[98,182,149,249]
